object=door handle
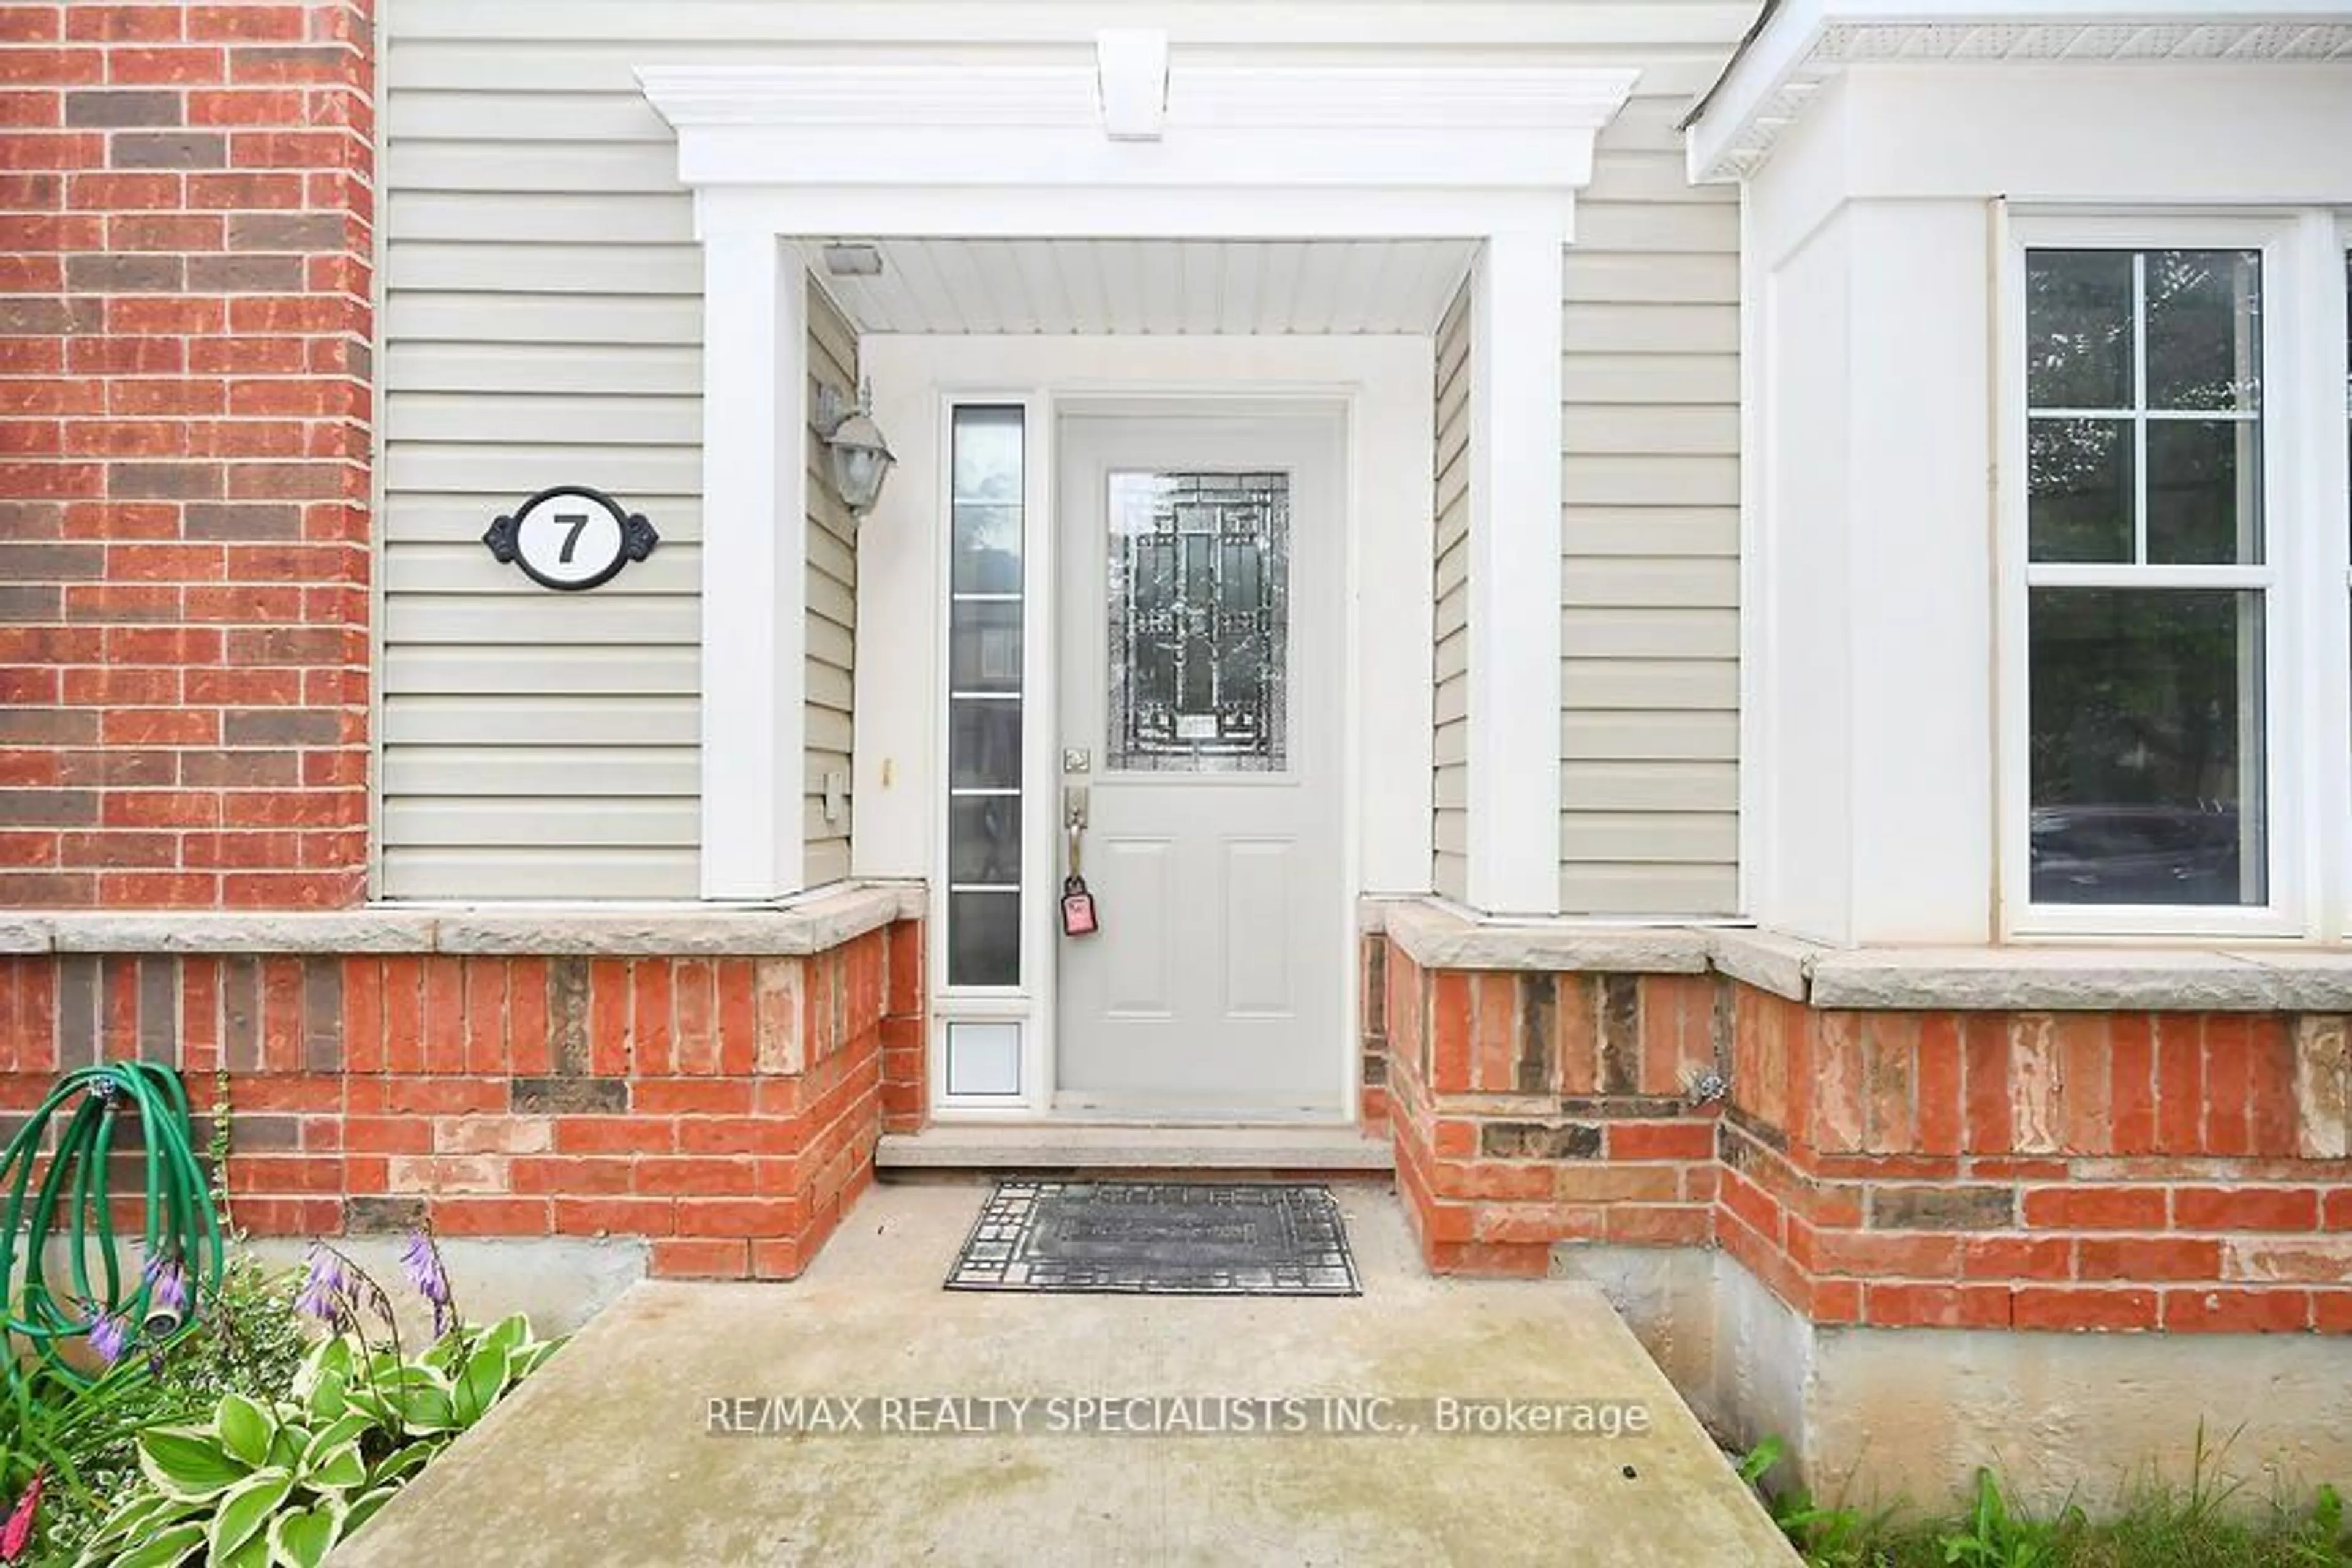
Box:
[1063,785,1089,875]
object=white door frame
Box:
[857,336,1430,1120]
[639,48,1630,908]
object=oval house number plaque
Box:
[482,485,659,592]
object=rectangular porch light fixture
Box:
[822,242,884,277]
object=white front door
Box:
[1054,413,1346,1118]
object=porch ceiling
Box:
[798,236,1477,336]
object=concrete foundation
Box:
[1803,1322,2352,1515]
[241,1235,646,1341]
[1557,1238,2352,1515]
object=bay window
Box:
[2007,215,2352,938]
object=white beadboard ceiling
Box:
[799,238,1478,336]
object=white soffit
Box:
[798,238,1478,336]
[1686,0,2352,182]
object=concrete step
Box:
[877,1123,1395,1174]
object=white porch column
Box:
[696,215,809,899]
[1464,225,1568,915]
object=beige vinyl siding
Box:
[804,285,859,889]
[379,2,1746,909]
[1559,85,1743,917]
[381,17,868,899]
[379,21,699,899]
[1431,279,1472,903]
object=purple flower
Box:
[143,1254,190,1321]
[86,1312,128,1366]
[399,1231,454,1335]
[295,1245,347,1327]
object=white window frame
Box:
[2331,214,2352,938]
[1999,209,2352,941]
[931,392,1050,1109]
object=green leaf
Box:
[266,1422,309,1472]
[139,1423,255,1502]
[450,1339,512,1427]
[303,1366,350,1422]
[341,1383,397,1427]
[106,1521,208,1568]
[383,1366,458,1434]
[208,1467,297,1564]
[481,1312,532,1359]
[75,1499,173,1568]
[304,1440,368,1493]
[300,1411,378,1470]
[341,1484,402,1539]
[217,1392,277,1468]
[82,1490,189,1552]
[268,1502,343,1568]
[293,1336,354,1403]
[510,1338,562,1380]
[366,1439,440,1488]
[1735,1435,1784,1486]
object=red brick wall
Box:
[1376,938,2352,1334]
[0,919,927,1280]
[1718,995,2351,1334]
[0,1,374,909]
[1381,947,1722,1276]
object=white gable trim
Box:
[641,46,1637,909]
[1688,0,2352,182]
[639,59,1637,191]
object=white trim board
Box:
[854,335,1432,1120]
[1687,1,2352,183]
[639,58,1635,197]
[641,42,1626,905]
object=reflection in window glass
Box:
[2028,249,2262,567]
[1106,470,1290,773]
[2025,249,2134,410]
[2144,251,2262,412]
[2147,418,2262,566]
[948,891,1020,989]
[2028,590,2265,906]
[2027,419,2132,562]
[2024,249,2267,909]
[946,407,1023,986]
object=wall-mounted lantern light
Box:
[811,380,895,517]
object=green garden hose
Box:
[0,1062,224,1385]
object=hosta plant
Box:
[74,1313,559,1568]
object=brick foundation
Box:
[1373,935,2352,1333]
[0,1,375,908]
[0,918,927,1280]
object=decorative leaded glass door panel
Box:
[1055,414,1344,1118]
[1106,470,1290,774]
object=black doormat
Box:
[944,1180,1360,1296]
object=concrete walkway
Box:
[334,1184,1796,1567]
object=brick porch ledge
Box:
[1366,898,2352,1013]
[1360,916,2352,1335]
[0,899,930,1282]
[0,881,923,956]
